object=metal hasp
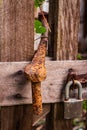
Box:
[64,80,83,119]
[67,68,87,87]
[24,38,47,115]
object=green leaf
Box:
[77,53,83,60]
[34,20,46,34]
[83,100,87,110]
[34,20,42,28]
[36,26,46,34]
[34,0,45,7]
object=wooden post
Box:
[47,0,80,130]
[0,0,34,130]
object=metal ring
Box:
[65,80,82,100]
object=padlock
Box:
[64,80,83,119]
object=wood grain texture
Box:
[0,60,87,105]
[48,0,80,130]
[49,0,79,60]
[0,0,34,130]
[56,0,79,60]
[0,0,34,61]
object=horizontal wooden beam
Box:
[0,60,87,106]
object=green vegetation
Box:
[34,20,46,34]
[77,53,83,60]
[34,0,45,7]
[34,0,46,34]
[83,100,87,110]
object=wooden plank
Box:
[47,0,80,129]
[53,0,79,60]
[0,0,34,130]
[0,0,34,61]
[0,60,87,106]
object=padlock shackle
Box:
[65,80,82,100]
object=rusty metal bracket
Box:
[67,68,87,88]
[24,37,47,115]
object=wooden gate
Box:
[0,0,87,130]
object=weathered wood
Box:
[33,104,50,126]
[0,60,87,106]
[55,0,79,60]
[47,0,80,130]
[49,0,79,60]
[0,0,34,130]
[0,0,34,61]
[1,105,33,130]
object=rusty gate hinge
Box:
[24,37,47,115]
[67,68,87,87]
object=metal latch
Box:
[24,38,47,115]
[67,68,87,88]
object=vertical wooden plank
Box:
[0,0,34,61]
[56,0,79,60]
[0,0,34,130]
[47,0,80,130]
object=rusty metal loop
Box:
[65,80,82,100]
